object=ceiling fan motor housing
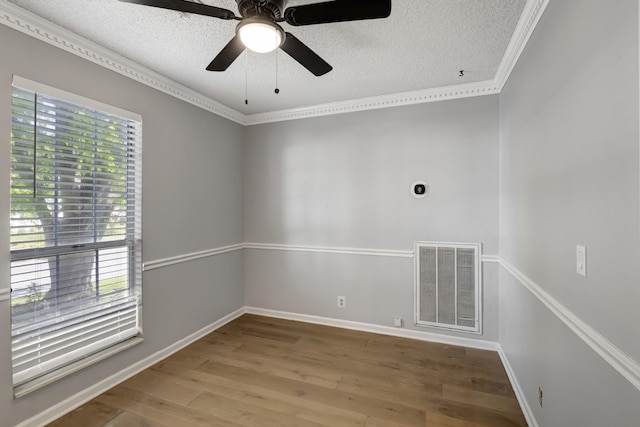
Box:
[236,0,285,19]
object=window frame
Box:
[9,76,143,397]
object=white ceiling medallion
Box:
[0,0,549,126]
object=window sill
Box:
[13,336,143,399]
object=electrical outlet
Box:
[538,387,543,408]
[393,317,403,327]
[337,296,346,308]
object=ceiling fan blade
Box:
[280,33,332,76]
[284,0,391,26]
[206,35,245,71]
[119,0,236,20]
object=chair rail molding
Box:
[499,258,640,392]
[143,243,245,271]
[244,242,415,258]
[142,242,501,271]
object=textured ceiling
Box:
[7,0,527,115]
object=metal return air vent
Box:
[415,242,482,333]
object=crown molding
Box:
[235,0,548,125]
[243,81,501,125]
[0,0,246,125]
[494,0,550,90]
[0,0,547,126]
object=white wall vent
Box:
[415,242,482,333]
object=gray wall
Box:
[244,97,500,340]
[4,0,640,425]
[499,0,640,425]
[0,25,245,426]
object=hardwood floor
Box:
[48,314,527,427]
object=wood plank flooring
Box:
[48,314,527,427]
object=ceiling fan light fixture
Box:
[237,19,284,53]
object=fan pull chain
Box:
[245,51,249,105]
[275,48,280,94]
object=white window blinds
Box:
[9,77,142,395]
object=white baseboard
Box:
[20,305,525,427]
[16,307,245,427]
[244,306,500,352]
[498,346,539,427]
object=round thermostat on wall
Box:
[411,181,429,199]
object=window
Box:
[9,77,142,396]
[415,242,482,333]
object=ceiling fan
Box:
[120,0,392,76]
